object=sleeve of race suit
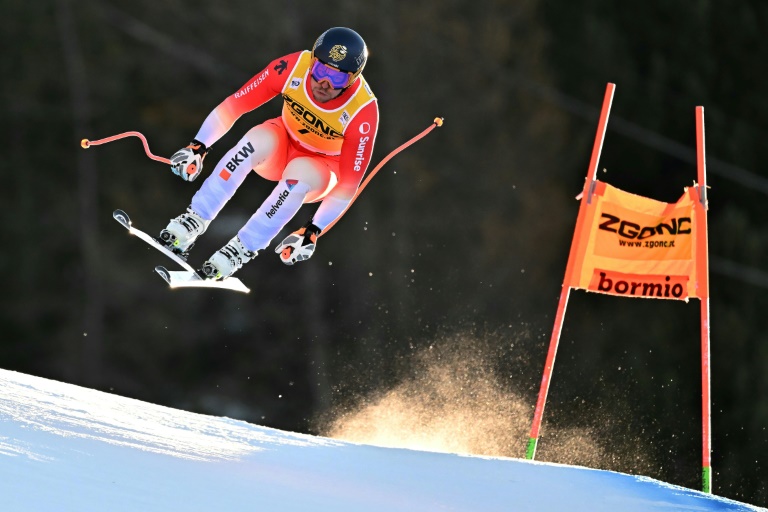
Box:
[192,52,302,148]
[311,100,380,231]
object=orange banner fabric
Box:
[565,180,702,300]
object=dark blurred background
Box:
[3,0,767,506]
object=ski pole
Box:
[81,117,444,235]
[321,116,444,236]
[80,131,171,165]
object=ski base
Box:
[155,266,250,294]
[113,209,195,273]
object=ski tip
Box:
[154,266,171,285]
[113,209,131,228]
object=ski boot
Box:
[201,236,257,280]
[158,207,210,257]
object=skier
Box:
[160,27,378,280]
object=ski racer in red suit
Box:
[159,27,379,280]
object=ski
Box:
[113,209,196,272]
[155,266,250,293]
[113,209,250,293]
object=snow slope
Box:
[0,369,762,512]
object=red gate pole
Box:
[526,83,615,460]
[695,106,712,493]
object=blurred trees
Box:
[1,0,766,505]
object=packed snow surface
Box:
[0,369,763,511]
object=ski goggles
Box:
[310,59,353,89]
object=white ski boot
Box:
[201,236,257,280]
[159,208,210,255]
